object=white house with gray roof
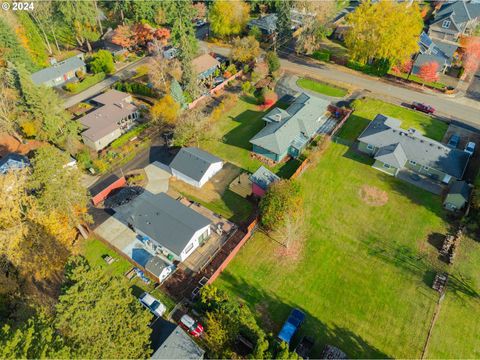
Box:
[170,147,223,188]
[31,54,86,88]
[249,93,330,162]
[118,192,212,262]
[358,114,470,183]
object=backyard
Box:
[215,141,457,358]
[201,96,302,178]
[336,98,448,142]
[296,78,348,97]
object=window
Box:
[383,163,391,169]
[422,165,430,171]
[409,160,417,166]
[366,144,375,151]
[184,243,194,255]
[442,20,451,28]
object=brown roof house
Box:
[192,54,220,80]
[78,90,139,151]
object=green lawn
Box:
[337,98,448,142]
[215,142,452,358]
[296,78,348,97]
[81,238,176,311]
[201,96,300,178]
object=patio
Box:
[396,169,445,195]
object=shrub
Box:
[114,81,155,97]
[242,81,255,95]
[312,50,330,62]
[346,59,391,76]
[65,73,106,93]
[89,50,115,74]
[92,159,109,173]
[76,148,93,169]
[266,51,280,73]
[259,88,277,108]
[110,124,149,149]
[21,121,37,138]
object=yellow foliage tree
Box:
[345,0,423,65]
[209,0,250,38]
[150,95,180,125]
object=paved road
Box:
[62,57,151,109]
[200,41,480,127]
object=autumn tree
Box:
[148,55,182,93]
[133,23,155,47]
[295,21,330,55]
[266,51,280,73]
[111,24,135,48]
[193,2,207,19]
[150,95,181,125]
[231,36,261,63]
[209,0,250,38]
[55,257,153,358]
[345,0,423,65]
[460,36,480,76]
[173,109,210,147]
[418,61,440,84]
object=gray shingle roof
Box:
[375,143,408,168]
[31,56,85,85]
[432,1,480,31]
[151,323,205,360]
[249,14,278,33]
[170,147,222,182]
[249,166,280,190]
[250,93,330,155]
[358,114,469,178]
[118,192,211,257]
[448,180,471,199]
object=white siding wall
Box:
[171,168,201,188]
[198,162,223,187]
[180,224,211,261]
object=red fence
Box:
[90,175,126,206]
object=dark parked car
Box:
[447,134,460,149]
[411,102,435,114]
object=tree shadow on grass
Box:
[223,110,267,151]
[218,272,391,359]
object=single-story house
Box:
[151,319,205,360]
[249,93,330,163]
[250,165,280,197]
[192,54,220,80]
[170,147,223,188]
[120,192,212,262]
[93,27,129,57]
[444,180,471,211]
[78,90,139,151]
[31,54,86,88]
[0,153,30,174]
[357,114,470,183]
[428,0,480,43]
[412,32,458,74]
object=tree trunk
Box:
[94,0,103,34]
[30,13,53,55]
[86,39,92,53]
[51,28,60,52]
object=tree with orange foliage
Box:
[111,25,135,48]
[460,36,480,76]
[418,61,440,84]
[193,2,207,19]
[133,23,155,47]
[153,27,171,46]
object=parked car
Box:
[195,19,206,27]
[447,134,461,149]
[411,102,435,114]
[179,314,204,337]
[139,292,166,317]
[295,336,315,359]
[465,141,476,156]
[278,308,306,344]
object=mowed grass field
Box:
[216,143,448,358]
[296,78,348,97]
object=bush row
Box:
[65,72,106,93]
[114,81,156,97]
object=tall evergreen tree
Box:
[275,0,293,49]
[0,18,36,71]
[167,0,199,97]
[55,257,153,359]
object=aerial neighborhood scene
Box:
[2,0,480,358]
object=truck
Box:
[277,308,306,344]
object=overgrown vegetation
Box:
[65,72,106,93]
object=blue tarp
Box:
[278,309,305,344]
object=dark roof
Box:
[118,192,211,257]
[89,174,122,197]
[151,320,204,360]
[0,153,30,173]
[249,14,278,33]
[375,143,408,168]
[431,1,480,31]
[170,147,222,182]
[358,114,469,178]
[418,31,458,62]
[250,93,330,155]
[31,56,85,85]
[249,166,280,190]
[448,180,471,199]
[145,256,171,278]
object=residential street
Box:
[200,41,480,128]
[62,57,151,109]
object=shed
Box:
[170,147,223,188]
[444,180,471,211]
[250,166,280,197]
[90,174,126,206]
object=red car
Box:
[411,102,435,114]
[179,314,204,337]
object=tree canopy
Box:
[231,36,261,63]
[209,0,250,38]
[345,0,423,65]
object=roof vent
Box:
[430,143,434,147]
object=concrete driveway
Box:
[144,161,171,194]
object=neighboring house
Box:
[151,319,205,360]
[330,6,357,41]
[31,54,86,88]
[192,54,220,80]
[78,90,139,151]
[444,180,471,211]
[121,192,212,262]
[413,32,459,74]
[93,27,129,57]
[170,147,223,188]
[357,114,470,183]
[0,153,30,174]
[250,166,280,197]
[162,46,178,60]
[249,93,330,163]
[428,0,480,43]
[248,14,278,39]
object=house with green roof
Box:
[249,93,330,163]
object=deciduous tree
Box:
[209,0,250,38]
[111,24,135,48]
[150,95,180,125]
[193,2,207,19]
[418,61,440,83]
[89,50,115,74]
[266,51,280,73]
[345,1,423,65]
[460,36,480,76]
[231,36,261,63]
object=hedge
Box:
[312,50,331,62]
[110,124,149,149]
[346,59,390,76]
[65,72,106,93]
[114,81,156,97]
